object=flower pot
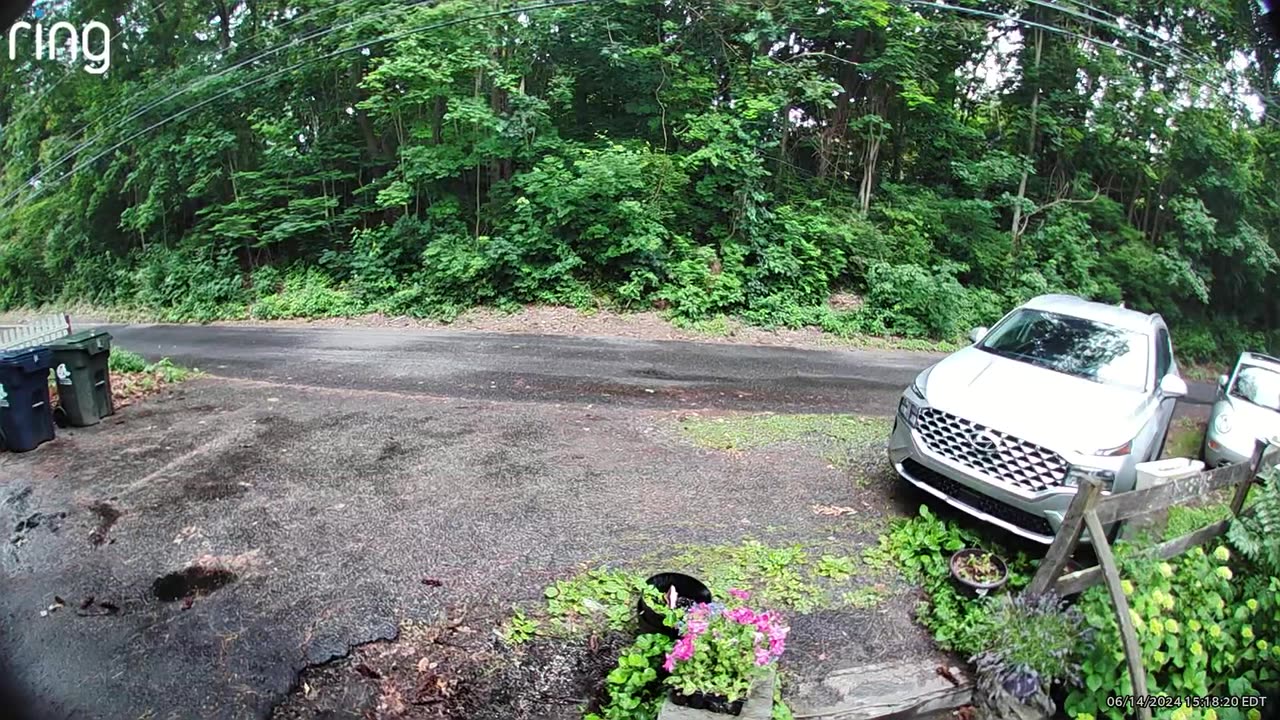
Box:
[637,572,712,637]
[973,671,1054,720]
[670,690,745,716]
[949,549,1008,597]
[657,667,776,720]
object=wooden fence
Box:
[1025,439,1280,720]
[0,314,71,351]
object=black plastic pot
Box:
[670,690,745,716]
[949,549,1008,596]
[637,572,712,637]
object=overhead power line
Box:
[1,0,597,216]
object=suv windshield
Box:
[979,309,1150,392]
[1231,365,1280,413]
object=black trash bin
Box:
[48,329,114,427]
[0,347,55,452]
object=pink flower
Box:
[728,588,751,601]
[726,606,757,624]
[754,647,772,666]
[671,635,695,661]
[662,655,677,672]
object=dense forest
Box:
[1,0,1278,360]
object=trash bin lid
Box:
[48,329,112,352]
[0,346,53,370]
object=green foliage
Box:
[871,506,1033,655]
[584,633,673,720]
[1069,544,1280,719]
[815,554,857,582]
[250,269,366,320]
[144,358,195,383]
[1227,469,1280,576]
[972,592,1089,697]
[108,349,148,374]
[541,567,646,634]
[0,0,1277,361]
[500,610,541,645]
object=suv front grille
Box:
[915,407,1068,492]
[902,459,1055,538]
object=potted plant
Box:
[638,572,713,637]
[660,589,787,717]
[970,592,1090,720]
[950,548,1009,596]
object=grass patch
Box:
[679,413,891,451]
[841,584,891,610]
[504,539,890,643]
[1163,416,1206,460]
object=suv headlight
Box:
[1064,466,1116,490]
[898,395,923,428]
[1214,411,1233,436]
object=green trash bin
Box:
[48,329,115,427]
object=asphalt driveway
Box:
[1,324,1216,719]
[2,376,911,719]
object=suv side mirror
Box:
[1159,374,1188,398]
[1218,374,1229,392]
[968,327,988,344]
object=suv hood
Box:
[921,347,1149,453]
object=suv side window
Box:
[1155,328,1172,381]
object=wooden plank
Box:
[1092,446,1280,526]
[1027,478,1102,595]
[1084,510,1151,720]
[787,658,972,720]
[1054,517,1234,596]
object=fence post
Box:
[1084,510,1151,720]
[1027,478,1102,596]
[1232,439,1271,516]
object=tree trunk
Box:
[214,0,232,50]
[1010,26,1044,254]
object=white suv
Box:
[887,294,1188,543]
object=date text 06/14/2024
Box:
[1107,695,1269,710]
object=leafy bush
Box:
[585,633,674,720]
[250,269,365,320]
[108,349,147,374]
[971,592,1090,701]
[869,506,1032,655]
[1068,543,1280,718]
[130,245,247,322]
[1227,468,1280,576]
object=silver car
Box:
[887,294,1188,543]
[1203,352,1280,467]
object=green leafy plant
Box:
[872,506,1032,654]
[1068,543,1280,719]
[542,567,646,634]
[585,633,674,720]
[501,610,541,645]
[953,551,1003,585]
[108,349,147,374]
[816,554,858,582]
[971,592,1089,702]
[1227,468,1280,576]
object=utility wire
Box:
[1,0,597,216]
[7,0,439,205]
[906,0,1280,122]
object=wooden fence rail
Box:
[1025,438,1280,720]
